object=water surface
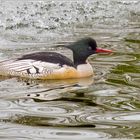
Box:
[0,0,140,139]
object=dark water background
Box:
[0,0,140,139]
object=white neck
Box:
[76,63,93,77]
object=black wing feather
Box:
[17,52,74,67]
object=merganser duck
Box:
[0,37,112,79]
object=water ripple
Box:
[93,54,137,62]
[0,122,109,139]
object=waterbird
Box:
[0,37,112,79]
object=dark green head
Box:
[65,37,97,65]
[66,37,112,66]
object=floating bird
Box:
[0,37,112,79]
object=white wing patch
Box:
[0,59,61,78]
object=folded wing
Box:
[0,59,62,78]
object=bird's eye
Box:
[88,46,92,50]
